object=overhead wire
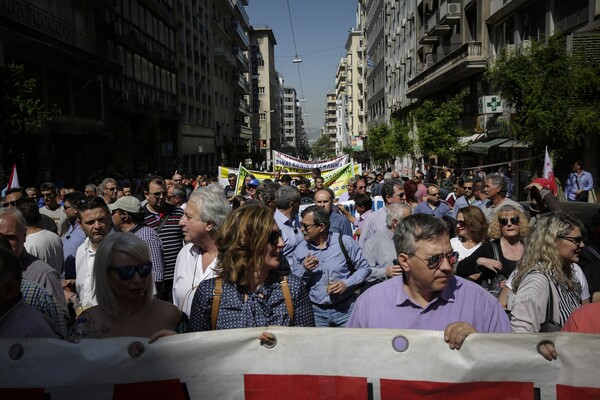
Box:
[286,0,307,114]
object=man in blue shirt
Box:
[414,185,451,218]
[565,160,594,201]
[292,206,370,327]
[274,186,303,268]
[313,188,352,237]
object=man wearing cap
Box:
[245,179,260,200]
[110,196,165,289]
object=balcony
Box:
[234,98,251,115]
[235,1,250,28]
[231,21,250,50]
[233,47,250,72]
[407,42,486,99]
[488,0,530,24]
[439,1,461,24]
[234,122,253,139]
[427,11,451,36]
[232,73,250,94]
[419,24,439,45]
[214,47,236,66]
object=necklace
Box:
[501,238,522,258]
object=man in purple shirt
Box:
[347,214,510,350]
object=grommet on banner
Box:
[260,334,277,349]
[127,341,145,358]
[8,343,24,361]
[536,339,555,357]
[391,335,409,352]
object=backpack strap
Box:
[338,234,355,274]
[280,276,295,326]
[211,277,223,330]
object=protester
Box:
[172,190,230,316]
[413,185,451,218]
[564,160,594,202]
[482,174,524,221]
[73,233,182,338]
[347,214,511,350]
[510,212,586,333]
[450,206,488,262]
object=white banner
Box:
[1,328,599,399]
[274,151,349,171]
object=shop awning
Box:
[498,139,528,148]
[468,138,510,154]
[458,133,486,144]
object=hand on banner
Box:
[258,331,276,347]
[148,329,178,343]
[538,341,558,361]
[443,322,477,350]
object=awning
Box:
[458,133,485,144]
[499,139,528,148]
[468,138,510,154]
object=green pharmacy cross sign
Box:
[487,97,502,112]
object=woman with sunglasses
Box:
[510,212,587,333]
[150,204,314,342]
[451,206,488,262]
[73,233,182,338]
[456,205,529,292]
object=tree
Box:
[365,120,413,168]
[0,63,60,135]
[311,134,335,160]
[487,34,600,154]
[410,94,468,164]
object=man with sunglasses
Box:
[143,175,184,302]
[414,185,452,219]
[3,188,57,234]
[39,182,68,236]
[224,173,238,202]
[99,178,118,205]
[348,214,511,349]
[452,178,477,219]
[292,206,370,327]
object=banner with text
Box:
[273,151,349,172]
[1,329,599,399]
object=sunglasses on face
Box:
[246,185,257,190]
[109,262,152,280]
[499,216,520,226]
[408,251,459,270]
[268,230,282,246]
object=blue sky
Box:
[246,0,358,139]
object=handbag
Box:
[480,241,506,298]
[539,276,562,332]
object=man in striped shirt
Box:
[143,176,184,302]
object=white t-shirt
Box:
[450,237,482,262]
[25,229,64,274]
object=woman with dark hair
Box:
[451,206,487,262]
[402,180,419,209]
[510,212,587,332]
[456,205,528,297]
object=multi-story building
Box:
[345,28,367,152]
[248,26,281,169]
[322,91,338,153]
[334,58,349,155]
[283,86,298,153]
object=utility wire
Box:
[286,0,307,113]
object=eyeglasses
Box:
[246,185,257,190]
[149,191,167,198]
[105,187,117,192]
[42,192,56,198]
[173,179,182,183]
[268,231,282,246]
[559,236,584,247]
[456,220,466,226]
[109,262,152,280]
[499,216,520,226]
[2,200,16,208]
[2,198,33,208]
[429,192,440,197]
[407,251,459,270]
[463,186,473,191]
[357,186,366,189]
[78,197,106,210]
[301,223,317,231]
[415,176,424,180]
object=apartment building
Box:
[282,86,298,153]
[248,26,282,169]
[323,92,337,148]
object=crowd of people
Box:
[0,163,598,360]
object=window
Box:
[259,113,266,120]
[258,87,265,94]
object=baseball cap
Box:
[108,196,142,214]
[247,179,260,187]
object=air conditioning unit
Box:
[448,3,460,15]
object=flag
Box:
[367,55,375,68]
[542,147,557,195]
[7,164,19,189]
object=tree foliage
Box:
[487,34,600,154]
[311,134,335,160]
[410,94,468,164]
[365,120,413,168]
[0,63,60,135]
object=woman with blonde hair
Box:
[75,232,182,338]
[510,212,586,332]
[456,205,529,295]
